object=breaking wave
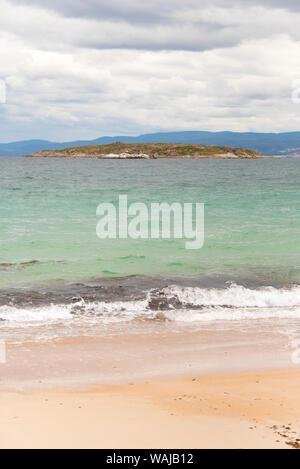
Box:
[0,283,300,325]
[148,284,300,310]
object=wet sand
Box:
[0,328,296,390]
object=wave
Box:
[0,260,39,270]
[0,283,300,325]
[120,255,146,260]
[0,299,148,324]
[148,283,300,309]
[0,260,65,271]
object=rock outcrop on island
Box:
[26,142,267,159]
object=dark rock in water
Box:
[148,287,206,311]
[72,297,83,303]
[148,288,182,311]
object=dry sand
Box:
[0,369,300,449]
[0,332,299,449]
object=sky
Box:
[1,0,300,142]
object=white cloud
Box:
[0,0,300,141]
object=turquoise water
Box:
[1,156,300,342]
[0,156,300,289]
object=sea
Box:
[0,156,300,343]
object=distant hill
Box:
[27,142,265,160]
[2,131,300,156]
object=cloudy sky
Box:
[1,0,300,142]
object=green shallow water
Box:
[0,156,300,289]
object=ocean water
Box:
[0,156,300,342]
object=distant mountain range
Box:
[2,131,300,156]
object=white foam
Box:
[1,284,300,326]
[0,298,148,324]
[0,304,73,323]
[158,284,300,308]
[162,306,300,322]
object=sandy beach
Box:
[1,332,299,449]
[1,370,300,449]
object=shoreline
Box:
[25,154,269,159]
[1,328,297,391]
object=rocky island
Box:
[26,142,267,159]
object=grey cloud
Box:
[2,0,300,142]
[10,0,300,23]
[244,0,300,10]
[9,0,187,23]
[6,0,300,54]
